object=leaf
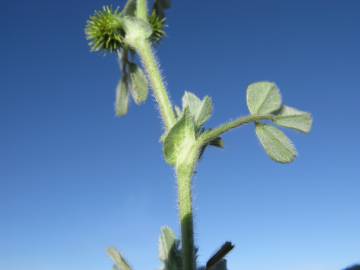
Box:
[122,0,137,16]
[274,106,313,133]
[159,227,177,261]
[159,227,182,270]
[115,78,129,117]
[182,91,202,115]
[247,82,282,115]
[195,96,213,127]
[129,63,149,105]
[107,247,133,270]
[182,92,213,127]
[255,124,297,163]
[163,109,196,166]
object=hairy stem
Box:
[199,114,274,145]
[134,3,194,268]
[136,0,148,21]
[176,158,197,270]
[135,40,176,130]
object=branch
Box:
[199,114,274,145]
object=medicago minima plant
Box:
[85,1,313,270]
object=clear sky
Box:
[1,1,359,270]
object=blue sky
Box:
[1,1,359,270]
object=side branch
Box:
[199,114,274,144]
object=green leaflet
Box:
[182,92,202,115]
[115,79,129,117]
[129,63,149,104]
[247,82,282,115]
[182,91,213,127]
[159,227,177,261]
[107,247,133,270]
[163,109,196,166]
[195,96,213,126]
[274,106,313,133]
[255,123,297,163]
[159,227,182,270]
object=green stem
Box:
[132,22,195,269]
[176,157,198,270]
[135,40,176,130]
[136,0,148,21]
[199,114,274,145]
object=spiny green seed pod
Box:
[149,10,166,43]
[85,5,167,53]
[85,6,125,52]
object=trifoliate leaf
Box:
[274,106,313,133]
[115,79,129,117]
[107,247,133,270]
[255,124,297,163]
[195,96,213,127]
[129,63,148,104]
[163,109,196,166]
[247,82,282,115]
[122,0,136,16]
